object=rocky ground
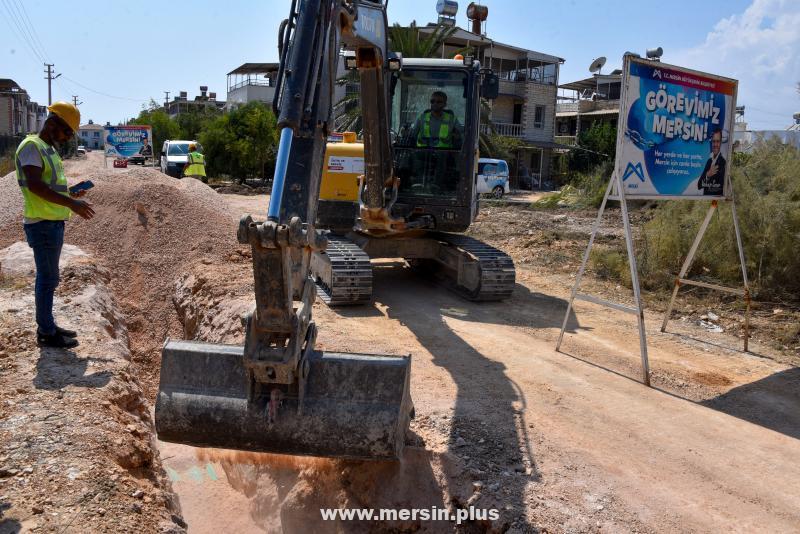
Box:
[1,152,798,533]
[0,243,184,533]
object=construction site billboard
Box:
[104,125,153,160]
[615,56,738,200]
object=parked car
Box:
[160,140,201,177]
[127,153,146,165]
[476,158,510,198]
[76,145,86,157]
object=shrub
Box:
[593,139,800,302]
[590,249,632,288]
[534,160,612,209]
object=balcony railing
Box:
[554,135,576,146]
[482,122,524,138]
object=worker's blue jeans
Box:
[23,220,64,336]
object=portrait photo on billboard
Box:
[614,56,738,200]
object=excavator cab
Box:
[390,60,483,232]
[316,59,493,234]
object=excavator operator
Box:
[412,91,463,149]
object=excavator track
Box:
[313,235,372,305]
[434,233,516,301]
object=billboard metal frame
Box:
[614,56,738,201]
[103,125,155,168]
[556,56,750,387]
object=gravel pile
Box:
[0,154,243,398]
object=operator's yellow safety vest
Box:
[15,135,72,221]
[417,110,455,148]
[184,151,206,177]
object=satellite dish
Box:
[589,56,606,74]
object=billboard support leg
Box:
[660,198,751,353]
[556,176,614,352]
[556,173,651,387]
[730,195,751,352]
[617,172,650,386]
[661,201,718,333]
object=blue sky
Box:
[2,0,797,129]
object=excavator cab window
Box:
[391,68,469,198]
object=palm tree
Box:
[333,21,458,134]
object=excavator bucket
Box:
[155,340,413,460]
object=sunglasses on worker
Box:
[51,115,74,137]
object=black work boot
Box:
[37,331,79,349]
[55,325,77,338]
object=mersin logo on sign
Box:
[623,162,645,182]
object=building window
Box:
[534,106,545,129]
[93,131,100,138]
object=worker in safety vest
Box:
[183,143,206,181]
[413,90,463,149]
[15,102,96,348]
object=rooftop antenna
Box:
[589,56,606,76]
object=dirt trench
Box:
[0,243,185,533]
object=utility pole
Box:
[164,91,170,110]
[71,95,83,154]
[44,63,61,105]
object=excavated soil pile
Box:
[0,162,244,398]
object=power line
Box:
[0,0,43,63]
[59,75,151,103]
[12,0,51,62]
[7,0,48,62]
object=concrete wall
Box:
[521,83,556,143]
[491,96,516,124]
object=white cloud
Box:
[672,0,800,128]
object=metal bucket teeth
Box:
[155,340,412,460]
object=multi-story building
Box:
[1,78,35,136]
[225,62,349,112]
[225,63,279,110]
[223,14,565,188]
[555,71,622,146]
[166,86,226,118]
[415,22,564,188]
[78,120,105,150]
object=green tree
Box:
[198,101,279,182]
[568,121,616,173]
[388,21,458,58]
[176,107,222,141]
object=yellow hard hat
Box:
[47,101,81,133]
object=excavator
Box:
[155,0,505,460]
[312,21,515,306]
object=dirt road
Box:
[2,153,797,532]
[159,193,799,532]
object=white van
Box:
[476,158,510,198]
[160,140,201,178]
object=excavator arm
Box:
[154,0,412,460]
